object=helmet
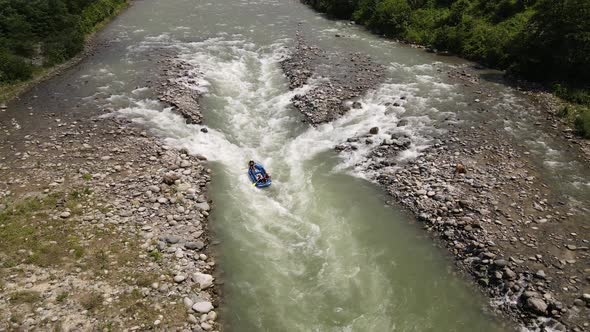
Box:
[248,160,255,166]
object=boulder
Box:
[195,202,210,212]
[397,119,408,127]
[526,297,548,315]
[193,272,214,289]
[192,301,213,313]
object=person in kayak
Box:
[248,160,270,184]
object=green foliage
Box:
[0,50,33,82]
[574,110,590,138]
[513,0,590,84]
[0,0,127,83]
[303,0,589,88]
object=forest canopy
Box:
[303,0,590,88]
[0,0,127,83]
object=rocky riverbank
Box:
[280,28,385,125]
[281,35,590,331]
[0,75,220,331]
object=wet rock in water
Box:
[397,119,408,127]
[352,101,362,109]
[526,297,548,315]
[334,144,347,151]
[192,301,214,313]
[201,127,208,133]
[369,127,379,135]
[541,319,567,332]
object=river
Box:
[13,0,590,330]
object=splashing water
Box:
[116,38,506,331]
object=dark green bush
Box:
[574,110,590,138]
[0,51,33,82]
[303,0,589,89]
[0,0,126,80]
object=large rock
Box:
[195,202,210,212]
[369,127,379,135]
[193,272,214,289]
[526,297,548,315]
[192,301,213,313]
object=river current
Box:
[23,0,590,330]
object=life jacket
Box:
[248,164,267,181]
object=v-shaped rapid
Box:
[118,37,507,331]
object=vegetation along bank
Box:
[0,0,129,102]
[301,0,590,138]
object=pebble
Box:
[535,270,547,279]
[183,297,194,309]
[173,275,186,283]
[188,314,198,324]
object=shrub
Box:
[574,110,590,138]
[0,51,33,82]
[370,0,413,36]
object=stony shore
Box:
[281,34,590,331]
[280,28,385,125]
[0,67,219,331]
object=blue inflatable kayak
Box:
[248,163,272,188]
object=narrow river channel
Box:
[16,0,590,330]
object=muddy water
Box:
[8,0,590,330]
